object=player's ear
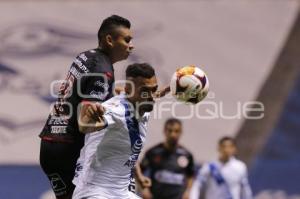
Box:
[217,145,222,152]
[125,79,133,95]
[233,146,237,155]
[105,35,114,48]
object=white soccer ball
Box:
[170,65,209,104]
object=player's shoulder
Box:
[76,48,112,72]
[198,162,211,175]
[231,158,247,171]
[176,145,193,157]
[102,94,125,116]
[75,49,97,63]
[77,48,100,59]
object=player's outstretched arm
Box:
[78,101,107,134]
[154,85,170,98]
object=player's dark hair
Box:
[126,63,155,79]
[219,136,236,146]
[98,15,131,45]
[164,118,182,130]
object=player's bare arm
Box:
[135,163,152,188]
[154,85,170,98]
[182,176,194,199]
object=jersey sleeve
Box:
[185,153,195,177]
[102,112,116,128]
[140,150,152,177]
[79,72,113,102]
[240,165,253,199]
[100,102,124,130]
[73,52,113,102]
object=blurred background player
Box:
[140,118,195,199]
[190,136,252,199]
[39,15,134,199]
[73,63,158,199]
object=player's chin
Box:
[124,51,131,59]
[168,140,178,147]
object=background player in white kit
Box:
[73,63,158,199]
[190,137,253,199]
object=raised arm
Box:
[154,85,170,98]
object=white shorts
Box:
[72,184,141,199]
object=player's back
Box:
[40,48,115,143]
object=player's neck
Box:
[163,142,177,151]
[98,47,118,64]
[219,156,230,163]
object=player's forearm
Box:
[135,163,151,187]
[241,178,253,199]
[78,121,106,134]
[78,124,102,134]
[185,176,194,192]
[182,177,194,199]
[135,163,143,180]
[154,85,170,98]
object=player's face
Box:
[165,123,182,146]
[111,27,133,61]
[219,140,236,159]
[129,76,158,113]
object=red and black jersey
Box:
[39,48,115,143]
[141,143,195,199]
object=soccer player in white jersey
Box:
[72,63,158,199]
[190,137,253,199]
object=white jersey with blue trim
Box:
[190,157,253,199]
[72,94,149,199]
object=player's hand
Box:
[154,85,170,98]
[78,101,106,133]
[182,190,190,199]
[138,175,152,188]
[84,101,106,120]
[142,188,153,199]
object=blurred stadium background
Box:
[0,0,299,198]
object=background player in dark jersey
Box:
[141,118,195,199]
[39,15,134,199]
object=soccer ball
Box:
[170,65,209,104]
